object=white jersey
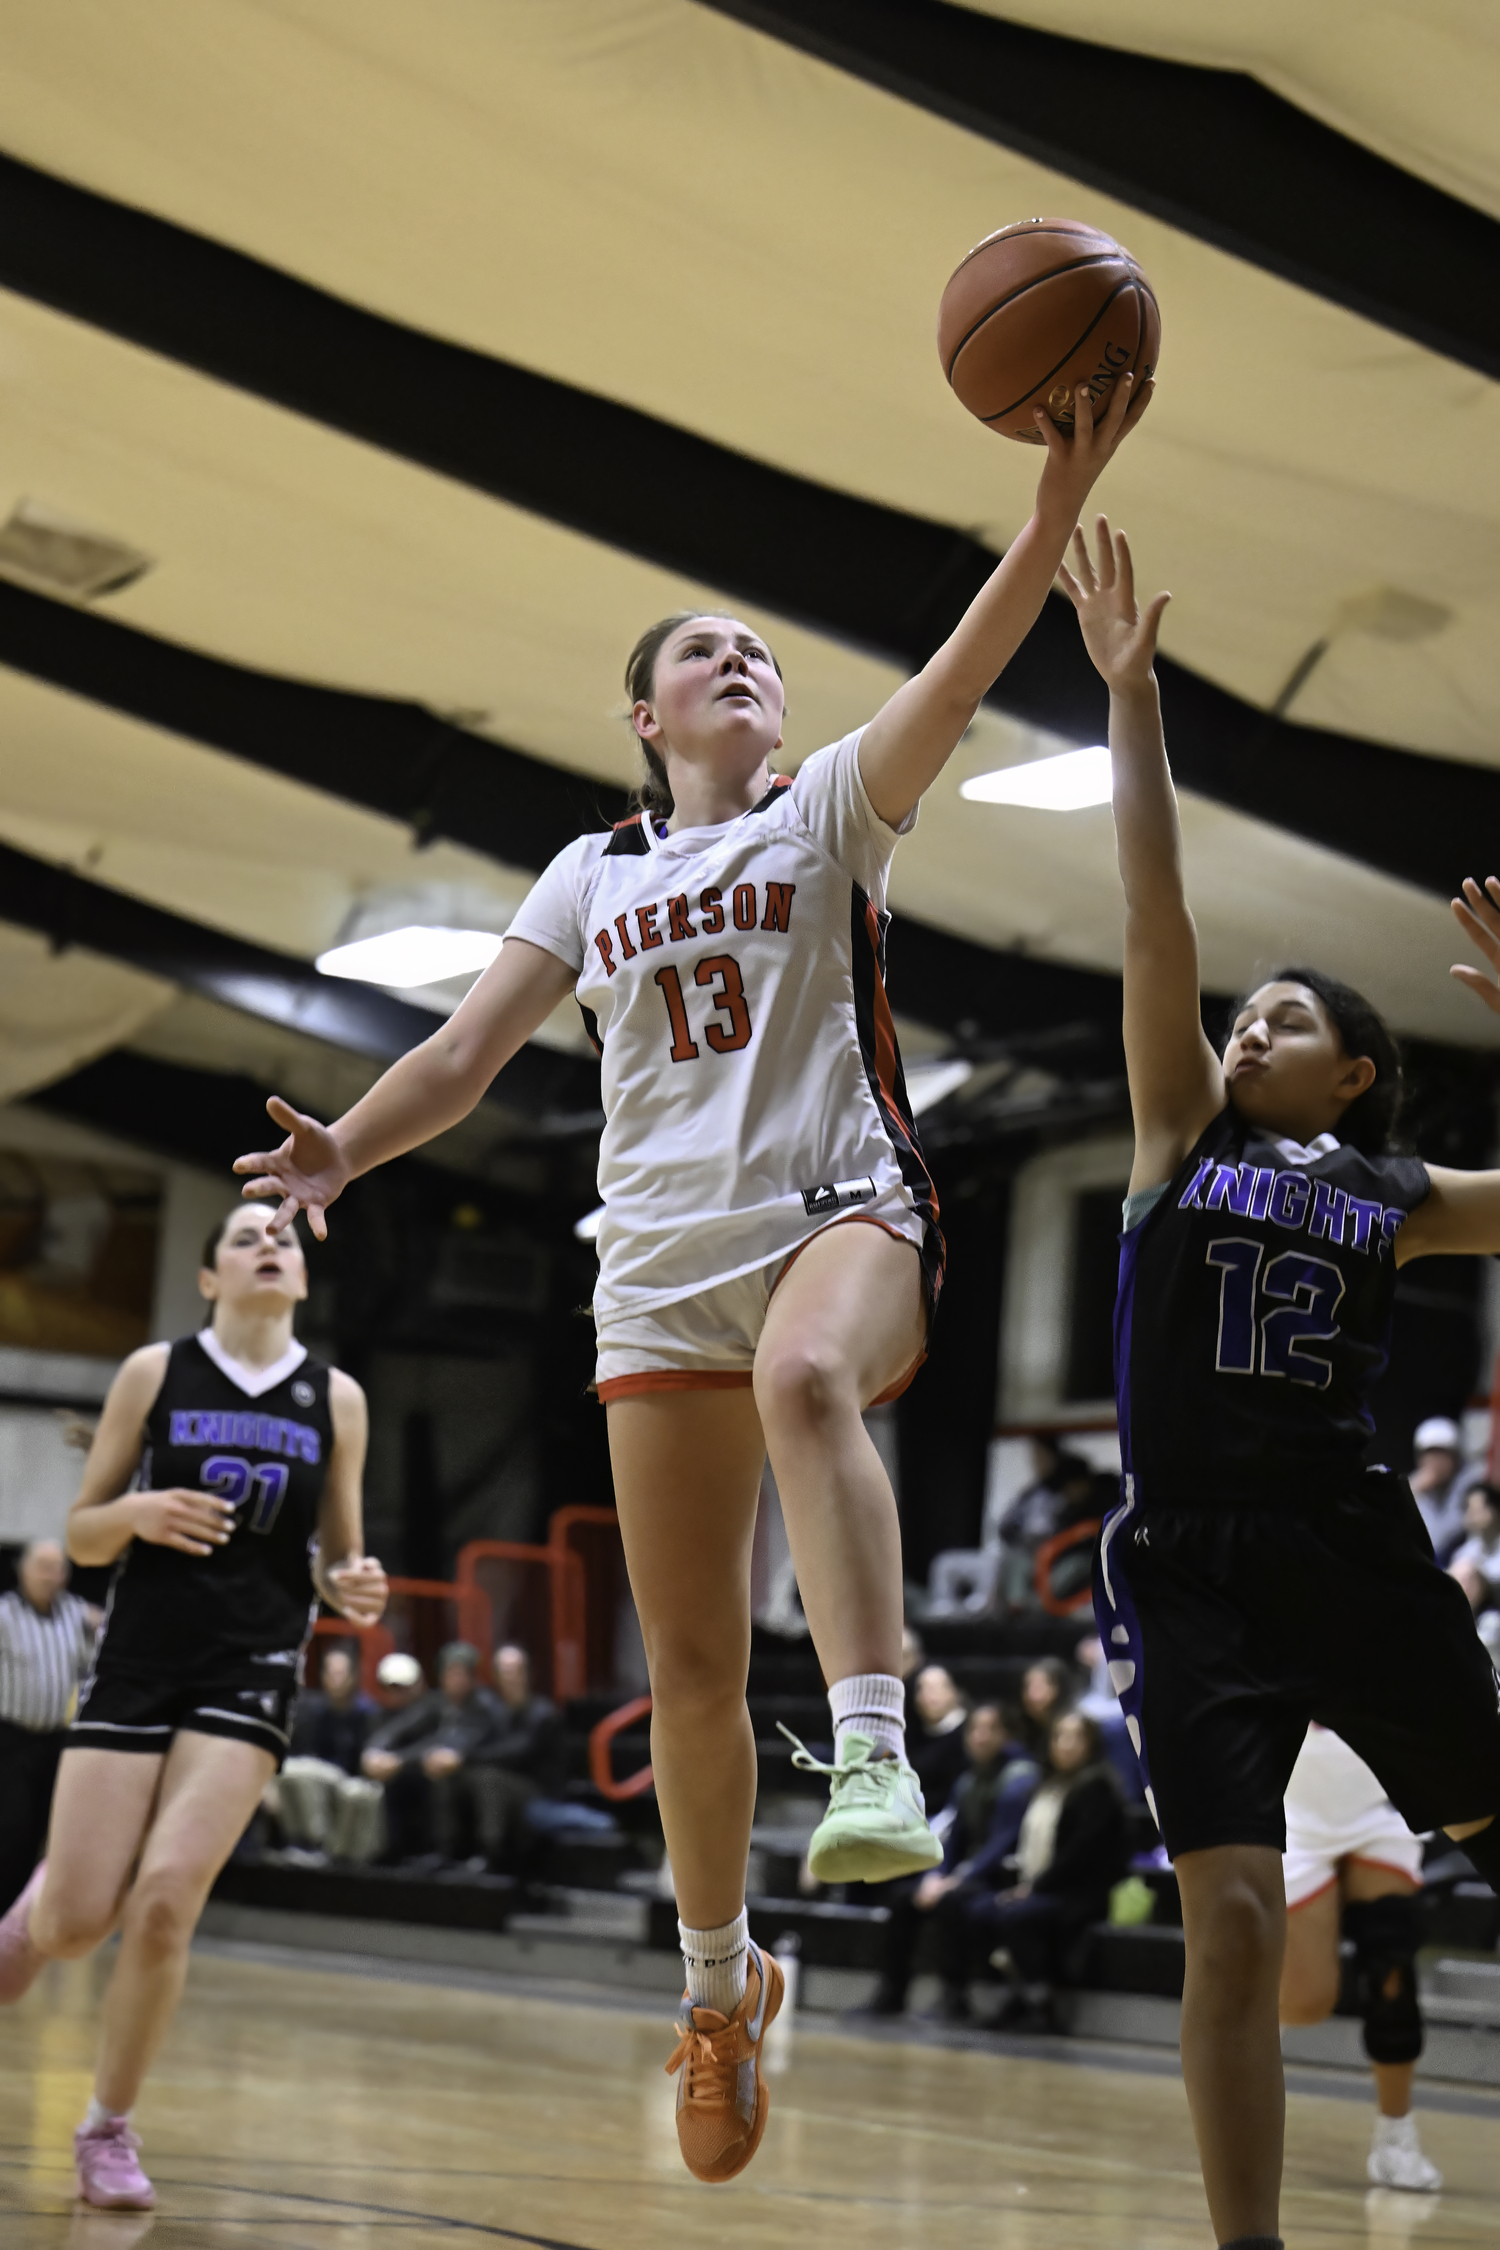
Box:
[504,731,942,1321]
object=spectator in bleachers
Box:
[981,1710,1129,2030]
[273,1644,384,1865]
[0,1541,97,1914]
[1019,1656,1076,1759]
[361,1641,505,1867]
[862,1702,1038,2020]
[924,1437,1094,1618]
[1449,1485,1500,1616]
[1409,1416,1481,1564]
[905,1664,971,1815]
[471,1642,614,1855]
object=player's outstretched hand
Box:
[233,1095,350,1239]
[323,1554,389,1626]
[1034,368,1153,523]
[1056,515,1170,696]
[130,1489,235,1557]
[1450,878,1500,1015]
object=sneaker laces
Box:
[665,2014,738,2100]
[776,1722,896,1807]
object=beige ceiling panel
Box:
[0,4,1494,762]
[924,711,1500,1051]
[0,925,173,1103]
[967,3,1500,220]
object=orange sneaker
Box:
[665,1938,784,2183]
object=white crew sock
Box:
[679,1908,750,2016]
[828,1671,906,1761]
[81,2098,130,2133]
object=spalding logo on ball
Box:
[939,218,1159,442]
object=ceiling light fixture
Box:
[316,925,504,988]
[573,1205,605,1243]
[959,745,1112,812]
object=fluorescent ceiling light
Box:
[905,1058,975,1116]
[573,1205,606,1243]
[960,745,1112,811]
[316,925,503,988]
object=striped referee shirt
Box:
[0,1589,95,1732]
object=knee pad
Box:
[1344,1894,1423,2065]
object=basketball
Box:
[938,217,1160,443]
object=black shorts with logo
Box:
[70,1646,299,1765]
[1093,1470,1500,1858]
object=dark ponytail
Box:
[1228,966,1404,1153]
[622,611,784,823]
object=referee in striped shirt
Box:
[0,1540,97,1912]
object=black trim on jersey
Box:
[577,1003,603,1056]
[748,776,794,816]
[849,883,946,1305]
[604,815,651,857]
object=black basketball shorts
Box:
[70,1647,299,1765]
[1093,1470,1500,1859]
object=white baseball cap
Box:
[1413,1416,1462,1455]
[376,1652,423,1689]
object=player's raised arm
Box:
[1057,517,1222,1192]
[856,374,1153,830]
[233,936,579,1236]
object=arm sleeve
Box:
[499,834,598,976]
[789,731,917,904]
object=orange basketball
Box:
[938,218,1160,443]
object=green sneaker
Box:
[779,1726,943,1883]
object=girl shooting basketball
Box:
[229,372,1150,2182]
[0,1203,384,2211]
[1058,516,1500,2250]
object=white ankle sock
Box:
[81,2098,129,2133]
[828,1671,906,1760]
[679,1909,750,2016]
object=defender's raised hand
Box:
[1450,878,1500,1016]
[233,1095,350,1239]
[1056,516,1171,694]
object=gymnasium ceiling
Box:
[0,0,1498,1150]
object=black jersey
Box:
[98,1335,333,1674]
[1115,1109,1429,1506]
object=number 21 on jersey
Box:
[201,1454,290,1533]
[1206,1238,1346,1388]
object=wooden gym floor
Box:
[1,1942,1496,2247]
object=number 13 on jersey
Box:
[654,956,753,1063]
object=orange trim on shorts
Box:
[1346,1855,1421,1888]
[597,1369,755,1404]
[1284,1873,1341,1914]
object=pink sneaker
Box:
[74,2118,155,2210]
[0,1861,47,2003]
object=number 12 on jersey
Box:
[1206,1238,1346,1389]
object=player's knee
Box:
[124,1870,202,1963]
[1346,1894,1424,2066]
[643,1628,748,1720]
[754,1336,856,1435]
[1188,1878,1280,1995]
[32,1887,116,1960]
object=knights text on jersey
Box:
[504,731,943,1315]
[95,1336,333,1674]
[1116,1110,1429,1505]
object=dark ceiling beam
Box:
[0,152,1491,899]
[697,0,1500,380]
[0,580,1115,1050]
[0,837,599,1120]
